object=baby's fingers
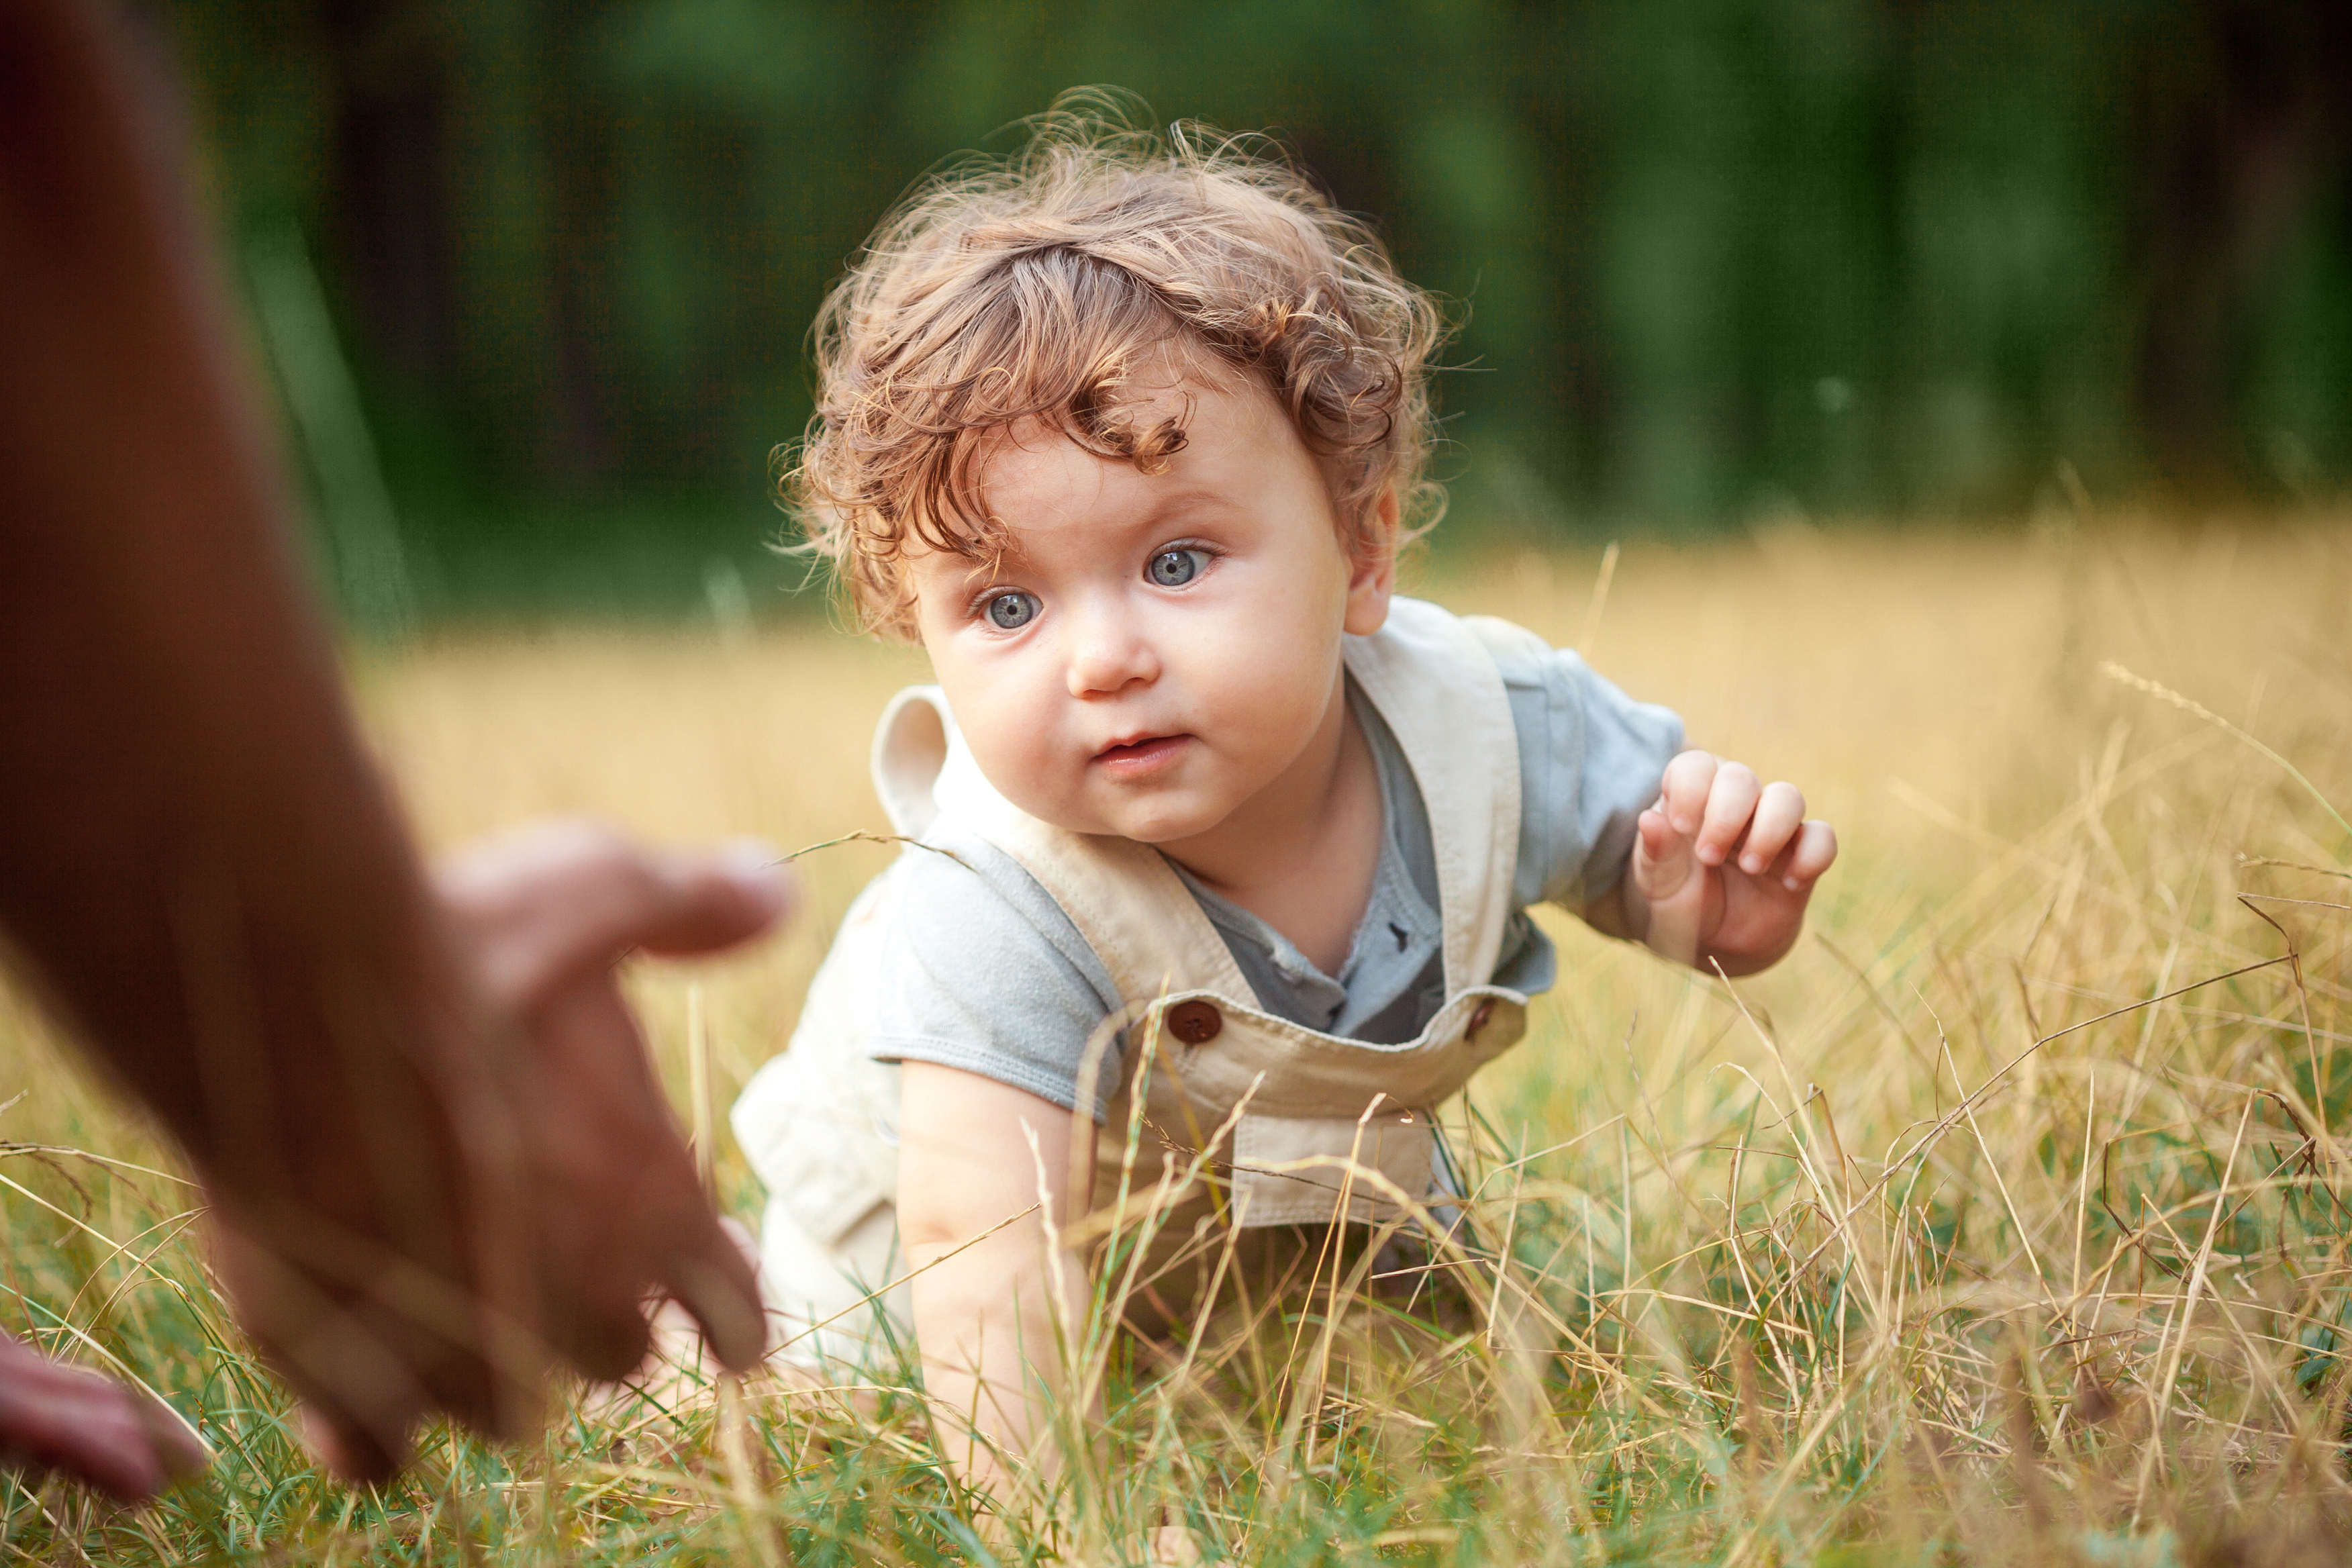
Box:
[1657,751,1719,836]
[1632,807,1704,963]
[1771,820,1839,891]
[1737,782,1807,875]
[1695,762,1761,867]
[1634,804,1694,888]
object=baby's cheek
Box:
[992,732,1075,814]
[1219,638,1326,735]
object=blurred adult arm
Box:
[0,0,777,1492]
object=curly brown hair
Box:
[782,97,1451,638]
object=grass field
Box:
[3,518,2349,1565]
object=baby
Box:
[732,115,1836,1503]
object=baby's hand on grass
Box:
[1148,1522,1205,1564]
[1622,750,1836,975]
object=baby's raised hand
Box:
[1624,750,1836,975]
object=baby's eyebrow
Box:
[1114,484,1234,532]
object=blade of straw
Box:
[688,983,714,1195]
[1577,540,1620,656]
[688,983,779,1560]
[2102,660,2351,850]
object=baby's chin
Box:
[1008,783,1240,847]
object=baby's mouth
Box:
[1092,734,1191,777]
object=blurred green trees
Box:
[166,0,2349,565]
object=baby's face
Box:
[908,370,1391,846]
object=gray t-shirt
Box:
[869,637,1683,1118]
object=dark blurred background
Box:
[159,0,2352,622]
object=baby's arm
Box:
[1583,750,1837,975]
[897,1063,1092,1522]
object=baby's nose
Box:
[1063,603,1159,696]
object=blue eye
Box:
[985,591,1039,630]
[1148,548,1208,588]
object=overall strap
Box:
[1340,597,1530,995]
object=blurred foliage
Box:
[159,0,2351,610]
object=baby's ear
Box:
[1342,487,1400,635]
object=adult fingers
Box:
[0,1340,203,1502]
[626,842,795,958]
[297,1401,407,1487]
[1694,761,1761,867]
[207,1221,478,1481]
[526,1147,660,1383]
[438,822,792,1011]
[260,1308,436,1484]
[516,980,674,1381]
[1737,781,1807,875]
[548,1153,761,1380]
[1657,750,1718,836]
[550,1282,657,1385]
[658,1210,767,1373]
[132,1391,211,1486]
[516,980,755,1381]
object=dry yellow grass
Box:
[1,518,2347,1563]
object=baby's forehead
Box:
[979,382,1300,522]
[977,365,1293,477]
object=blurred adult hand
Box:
[0,0,793,1500]
[207,824,791,1481]
[0,1333,207,1502]
[432,823,785,1385]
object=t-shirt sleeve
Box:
[866,826,1126,1119]
[1499,642,1685,910]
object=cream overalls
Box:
[732,597,1546,1372]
